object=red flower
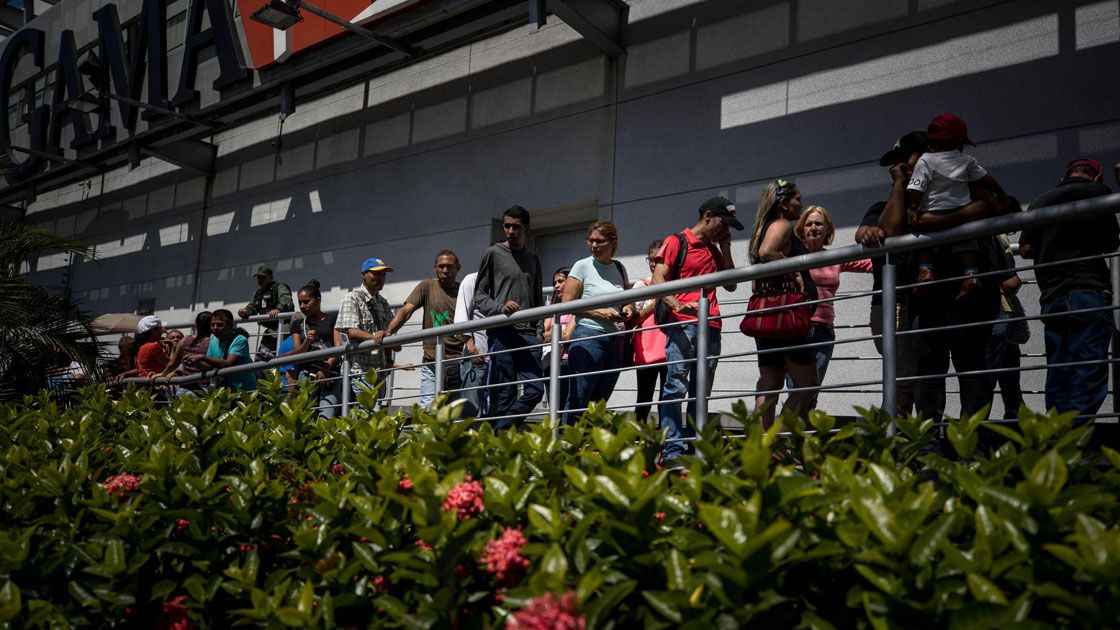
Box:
[372,575,389,592]
[642,470,650,478]
[330,463,347,476]
[442,477,485,520]
[654,512,666,523]
[101,473,142,501]
[416,539,433,551]
[398,475,413,492]
[175,518,190,532]
[480,528,530,584]
[507,591,585,630]
[158,595,194,630]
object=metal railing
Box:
[115,192,1120,440]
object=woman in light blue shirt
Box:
[561,221,636,424]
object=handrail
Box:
[123,192,1120,386]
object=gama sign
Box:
[0,0,420,183]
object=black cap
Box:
[878,131,928,166]
[699,196,744,230]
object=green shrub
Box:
[0,376,1118,628]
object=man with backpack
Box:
[649,197,742,466]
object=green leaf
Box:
[541,544,569,580]
[966,574,1008,605]
[667,549,689,591]
[640,590,682,623]
[0,581,21,621]
[698,504,747,556]
[909,512,958,566]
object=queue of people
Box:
[99,114,1120,459]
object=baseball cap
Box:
[361,257,394,273]
[878,131,928,166]
[137,315,163,334]
[699,196,744,230]
[1065,157,1103,179]
[253,265,273,277]
[926,114,974,145]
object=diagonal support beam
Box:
[141,138,217,177]
[547,0,627,57]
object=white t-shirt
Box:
[453,272,487,357]
[907,151,988,215]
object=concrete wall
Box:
[24,0,1120,418]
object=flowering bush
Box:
[0,376,1118,627]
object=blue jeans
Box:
[486,327,545,430]
[564,325,623,424]
[659,324,720,462]
[316,376,343,419]
[1042,291,1113,417]
[459,360,488,418]
[785,323,834,409]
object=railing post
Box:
[340,353,351,417]
[696,293,710,433]
[1112,257,1119,415]
[549,315,562,437]
[434,337,444,400]
[882,255,898,436]
[275,314,286,353]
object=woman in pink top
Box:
[792,206,873,406]
[632,240,668,422]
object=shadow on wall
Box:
[22,0,1120,315]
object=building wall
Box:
[24,0,1120,418]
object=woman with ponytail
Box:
[747,179,819,427]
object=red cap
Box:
[1065,157,1103,179]
[926,114,974,146]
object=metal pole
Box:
[434,337,444,400]
[297,0,416,56]
[549,315,562,436]
[695,294,710,432]
[882,257,898,436]
[275,315,286,354]
[1112,258,1119,415]
[340,354,351,417]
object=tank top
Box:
[758,217,818,304]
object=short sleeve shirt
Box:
[908,151,987,214]
[291,312,338,374]
[206,335,256,391]
[404,278,464,361]
[135,341,167,377]
[567,256,627,332]
[655,229,723,329]
[335,284,393,372]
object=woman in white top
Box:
[560,221,636,424]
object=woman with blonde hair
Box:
[561,220,637,424]
[747,179,819,427]
[791,205,872,407]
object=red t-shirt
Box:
[135,341,167,377]
[655,228,723,329]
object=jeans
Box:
[418,363,463,410]
[486,327,545,430]
[564,325,623,424]
[1042,291,1113,417]
[785,323,834,409]
[316,376,343,419]
[659,324,720,463]
[985,308,1024,419]
[544,358,570,421]
[910,287,997,423]
[459,360,489,418]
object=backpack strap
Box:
[670,232,688,279]
[612,260,630,290]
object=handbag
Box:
[740,278,811,339]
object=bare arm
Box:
[878,164,911,237]
[757,220,792,262]
[649,261,686,313]
[386,302,418,335]
[157,337,189,378]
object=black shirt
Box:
[291,312,338,375]
[758,217,818,304]
[1020,177,1117,304]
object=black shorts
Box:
[755,336,815,368]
